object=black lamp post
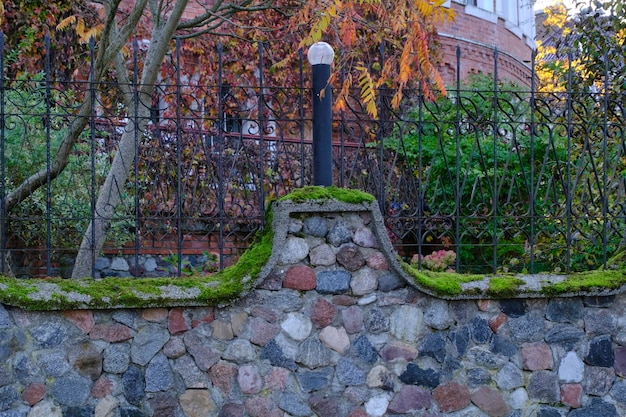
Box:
[307,42,334,186]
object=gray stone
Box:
[585,335,614,367]
[104,342,131,374]
[490,334,517,357]
[131,324,170,366]
[377,272,405,292]
[389,305,422,341]
[183,328,220,371]
[527,370,559,403]
[558,351,584,383]
[296,338,331,369]
[37,350,70,377]
[424,299,452,330]
[145,353,174,392]
[419,333,447,363]
[367,308,391,334]
[544,324,585,350]
[353,226,378,248]
[496,362,523,390]
[499,299,527,317]
[0,305,10,328]
[296,367,333,392]
[353,335,378,364]
[399,363,440,389]
[303,216,328,237]
[467,346,507,369]
[0,386,19,411]
[123,365,146,405]
[52,375,91,406]
[508,312,545,343]
[280,237,309,264]
[260,339,297,370]
[468,367,492,387]
[449,325,470,356]
[30,319,69,348]
[173,354,210,388]
[223,339,257,363]
[583,366,615,396]
[281,312,312,341]
[545,298,584,323]
[336,244,366,271]
[336,357,366,386]
[470,316,491,344]
[110,257,130,271]
[584,309,617,336]
[568,398,618,417]
[350,267,378,295]
[327,221,353,247]
[218,402,245,417]
[316,270,351,294]
[610,379,626,404]
[309,244,336,266]
[279,392,313,417]
[13,353,41,385]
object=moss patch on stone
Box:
[278,186,375,204]
[539,269,626,296]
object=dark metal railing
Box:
[1,34,624,277]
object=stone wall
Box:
[1,201,626,417]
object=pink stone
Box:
[366,251,389,270]
[380,342,418,362]
[251,307,278,323]
[332,295,356,306]
[348,409,368,417]
[388,385,432,413]
[311,298,336,328]
[265,367,290,391]
[433,381,470,412]
[89,323,133,342]
[238,365,262,394]
[210,362,238,395]
[22,383,45,406]
[489,313,507,333]
[63,310,94,334]
[522,342,553,370]
[471,386,509,417]
[561,383,582,408]
[477,299,498,312]
[283,265,316,290]
[141,308,168,322]
[615,346,626,377]
[249,318,279,346]
[341,306,363,334]
[191,308,214,328]
[91,376,113,399]
[168,307,189,335]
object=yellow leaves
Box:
[0,1,4,27]
[356,66,378,118]
[57,15,103,44]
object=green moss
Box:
[278,186,375,204]
[0,207,275,311]
[486,276,526,298]
[401,262,484,297]
[540,270,626,296]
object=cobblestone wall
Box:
[1,203,626,417]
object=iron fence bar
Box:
[378,41,386,208]
[175,37,183,277]
[416,81,425,270]
[339,47,345,188]
[529,49,537,274]
[89,37,97,278]
[217,42,225,270]
[132,38,140,275]
[492,48,499,274]
[565,51,574,273]
[454,45,462,272]
[45,34,52,276]
[0,31,5,275]
[298,49,306,185]
[601,54,609,269]
[258,41,266,220]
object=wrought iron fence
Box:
[1,35,625,278]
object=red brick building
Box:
[437,0,536,87]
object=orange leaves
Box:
[291,0,454,117]
[57,15,104,43]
